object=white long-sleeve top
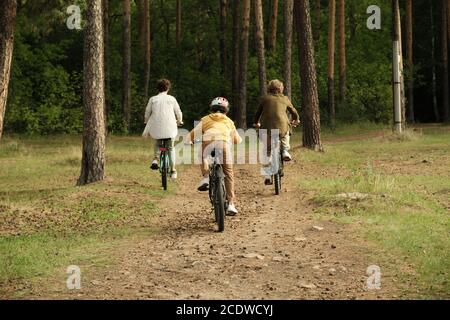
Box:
[142,92,183,139]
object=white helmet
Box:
[210,97,229,113]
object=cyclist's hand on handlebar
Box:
[291,120,300,127]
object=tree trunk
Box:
[442,0,449,122]
[431,2,439,122]
[144,0,151,99]
[78,0,106,186]
[406,0,414,123]
[0,0,17,141]
[295,0,323,151]
[254,0,267,97]
[338,0,346,106]
[122,0,131,130]
[392,0,406,132]
[236,0,250,129]
[176,0,181,45]
[314,0,321,42]
[219,0,227,76]
[268,0,278,52]
[327,0,336,127]
[283,0,294,99]
[232,0,241,110]
[136,0,145,47]
[103,0,110,134]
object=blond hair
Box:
[267,79,284,94]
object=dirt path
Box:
[32,148,410,300]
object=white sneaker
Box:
[197,176,209,191]
[282,150,292,161]
[227,203,238,216]
[150,160,159,170]
[171,171,177,179]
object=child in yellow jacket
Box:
[186,97,242,215]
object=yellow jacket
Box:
[187,113,242,144]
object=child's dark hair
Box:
[156,79,171,92]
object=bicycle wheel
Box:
[274,173,281,195]
[214,169,226,232]
[161,152,168,190]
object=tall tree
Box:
[236,0,250,129]
[430,2,439,122]
[122,0,131,130]
[176,0,181,45]
[103,0,110,134]
[0,0,17,141]
[219,0,227,76]
[283,0,294,99]
[136,0,145,47]
[338,0,346,106]
[143,0,151,99]
[327,0,336,126]
[441,0,449,122]
[268,0,278,52]
[254,0,267,97]
[232,0,241,110]
[406,0,414,123]
[78,0,106,185]
[314,0,321,43]
[392,0,406,132]
[295,0,323,151]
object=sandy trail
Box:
[34,148,408,300]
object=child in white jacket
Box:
[142,79,183,179]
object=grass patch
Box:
[0,135,169,290]
[296,126,450,298]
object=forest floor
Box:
[0,123,449,299]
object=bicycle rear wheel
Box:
[274,173,281,195]
[161,152,168,190]
[214,170,226,232]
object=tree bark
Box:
[442,0,449,122]
[176,0,181,45]
[295,0,323,151]
[254,0,267,97]
[122,0,131,130]
[144,0,151,99]
[0,0,17,141]
[406,0,414,123]
[236,0,250,129]
[268,0,278,52]
[232,0,241,110]
[78,0,106,186]
[103,0,110,134]
[219,0,227,76]
[338,0,346,106]
[327,0,336,126]
[283,0,294,99]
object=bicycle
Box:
[254,121,298,196]
[158,138,171,191]
[208,148,228,232]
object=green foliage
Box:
[5,0,433,134]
